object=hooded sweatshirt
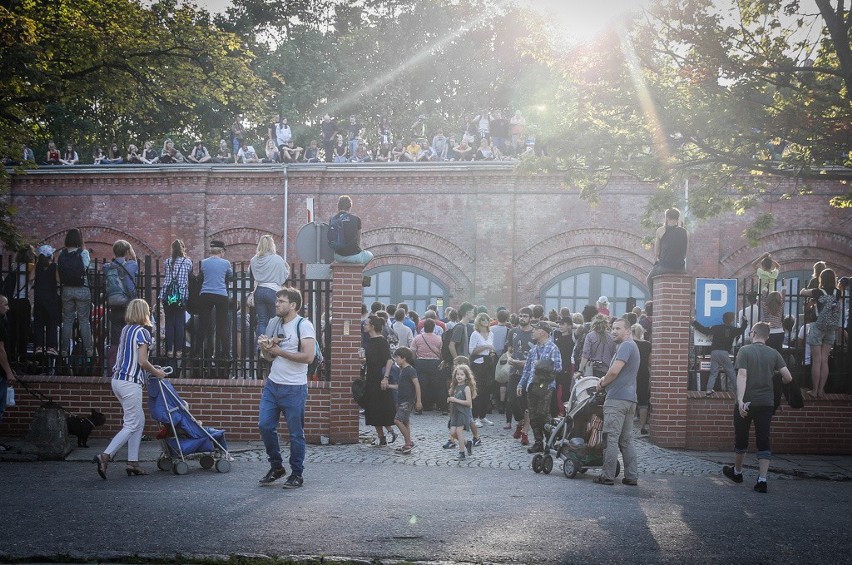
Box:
[250,253,289,292]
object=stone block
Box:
[25,405,73,460]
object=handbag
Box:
[494,352,511,384]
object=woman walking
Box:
[93,299,166,479]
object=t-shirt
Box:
[451,321,471,357]
[397,364,418,404]
[392,321,413,348]
[265,315,315,386]
[735,342,786,407]
[468,330,493,364]
[275,123,292,146]
[509,327,534,376]
[756,267,779,289]
[606,339,639,403]
[658,225,688,270]
[200,256,233,296]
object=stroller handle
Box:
[154,365,174,376]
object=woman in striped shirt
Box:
[94,299,166,479]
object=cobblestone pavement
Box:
[228,410,783,479]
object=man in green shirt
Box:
[723,321,792,493]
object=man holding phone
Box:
[723,321,792,493]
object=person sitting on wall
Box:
[646,207,688,293]
[328,195,373,265]
[186,140,213,164]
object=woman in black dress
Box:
[632,323,652,435]
[363,315,396,446]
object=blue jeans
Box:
[254,287,277,342]
[258,382,307,475]
[164,304,186,354]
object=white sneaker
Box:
[474,418,483,428]
[482,417,494,425]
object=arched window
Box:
[363,266,448,316]
[541,268,647,317]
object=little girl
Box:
[447,364,475,461]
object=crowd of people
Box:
[3,110,540,168]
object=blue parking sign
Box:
[694,278,738,345]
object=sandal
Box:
[593,475,614,485]
[93,453,110,480]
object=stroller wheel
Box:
[542,454,554,474]
[563,453,580,479]
[532,453,544,473]
[200,455,215,470]
[157,457,171,472]
[215,459,231,473]
[172,461,189,475]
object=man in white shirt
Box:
[257,287,315,489]
[237,140,260,164]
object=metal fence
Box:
[1,255,332,380]
[689,277,850,392]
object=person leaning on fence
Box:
[57,228,93,362]
[159,239,192,358]
[692,312,748,397]
[105,240,138,351]
[198,240,233,360]
[256,287,314,489]
[249,234,290,343]
[799,268,842,398]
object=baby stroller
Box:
[556,375,620,480]
[147,369,232,475]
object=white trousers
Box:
[104,379,145,462]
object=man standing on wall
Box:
[646,207,689,292]
[329,195,373,265]
[594,318,640,486]
[722,321,793,493]
[257,287,315,489]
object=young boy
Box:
[392,347,422,454]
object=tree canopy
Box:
[1,0,849,248]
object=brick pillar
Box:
[328,263,364,444]
[649,273,692,448]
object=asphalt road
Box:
[2,458,851,564]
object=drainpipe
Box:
[283,166,289,262]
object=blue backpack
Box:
[103,262,134,307]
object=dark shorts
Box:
[395,401,412,425]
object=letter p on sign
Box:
[703,284,728,317]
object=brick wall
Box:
[686,392,852,454]
[649,274,692,448]
[10,165,850,310]
[3,375,330,442]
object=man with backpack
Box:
[257,287,316,489]
[328,195,373,265]
[103,240,138,352]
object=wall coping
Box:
[13,374,330,390]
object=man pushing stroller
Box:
[518,322,563,454]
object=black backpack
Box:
[327,211,350,252]
[57,249,87,287]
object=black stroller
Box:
[147,370,232,475]
[530,376,620,479]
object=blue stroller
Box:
[147,371,232,475]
